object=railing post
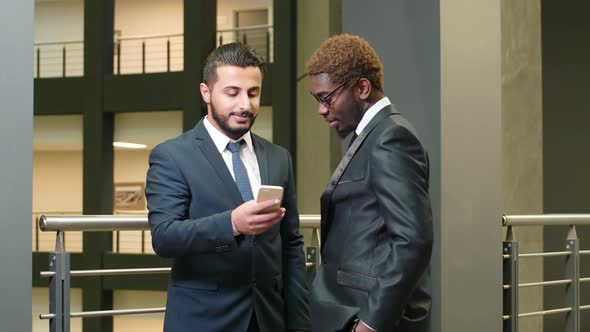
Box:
[116,230,120,253]
[141,230,146,254]
[266,30,270,62]
[242,32,247,45]
[305,226,321,284]
[48,231,71,332]
[36,216,40,251]
[142,41,146,74]
[36,47,40,78]
[166,39,170,72]
[117,42,121,75]
[565,225,580,332]
[219,34,223,46]
[503,226,518,332]
[62,46,66,77]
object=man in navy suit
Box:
[306,34,433,332]
[146,43,310,332]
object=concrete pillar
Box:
[296,0,342,214]
[501,1,544,331]
[0,0,34,331]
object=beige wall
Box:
[296,0,341,214]
[501,1,543,331]
[32,288,82,332]
[114,149,150,184]
[112,290,166,332]
[33,151,83,213]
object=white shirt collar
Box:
[355,97,392,135]
[203,115,254,154]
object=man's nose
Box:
[238,93,251,111]
[317,103,328,115]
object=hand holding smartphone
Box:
[256,185,283,213]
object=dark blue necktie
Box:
[227,140,254,202]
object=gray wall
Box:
[343,1,502,331]
[0,0,34,331]
[542,2,590,331]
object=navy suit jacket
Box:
[311,106,433,332]
[146,120,310,332]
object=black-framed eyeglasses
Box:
[309,77,354,107]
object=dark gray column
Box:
[183,0,216,131]
[542,2,590,331]
[273,0,297,158]
[343,1,502,331]
[82,1,115,331]
[0,1,33,331]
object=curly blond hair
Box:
[306,34,384,92]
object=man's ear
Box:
[200,83,211,104]
[357,78,372,100]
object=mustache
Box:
[230,111,254,118]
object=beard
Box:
[209,102,257,138]
[336,103,365,138]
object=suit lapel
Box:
[252,134,270,185]
[320,105,399,247]
[192,120,244,206]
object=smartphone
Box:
[256,185,284,213]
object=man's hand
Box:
[355,321,375,332]
[231,199,285,235]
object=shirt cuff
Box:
[231,221,240,236]
[360,320,376,331]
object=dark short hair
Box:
[203,43,265,85]
[307,34,384,92]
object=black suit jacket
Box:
[311,105,433,332]
[145,120,310,332]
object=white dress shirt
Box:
[354,97,392,136]
[203,116,261,235]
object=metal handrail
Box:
[502,277,590,290]
[39,213,320,327]
[518,251,572,258]
[114,24,273,42]
[34,24,274,47]
[39,215,149,232]
[502,214,590,331]
[116,33,183,42]
[300,214,321,228]
[40,307,166,320]
[40,263,315,278]
[40,267,172,277]
[503,250,590,259]
[217,24,273,33]
[39,214,320,232]
[502,214,590,226]
[34,40,84,46]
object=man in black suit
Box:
[306,34,433,332]
[146,43,310,332]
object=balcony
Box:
[34,25,273,79]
